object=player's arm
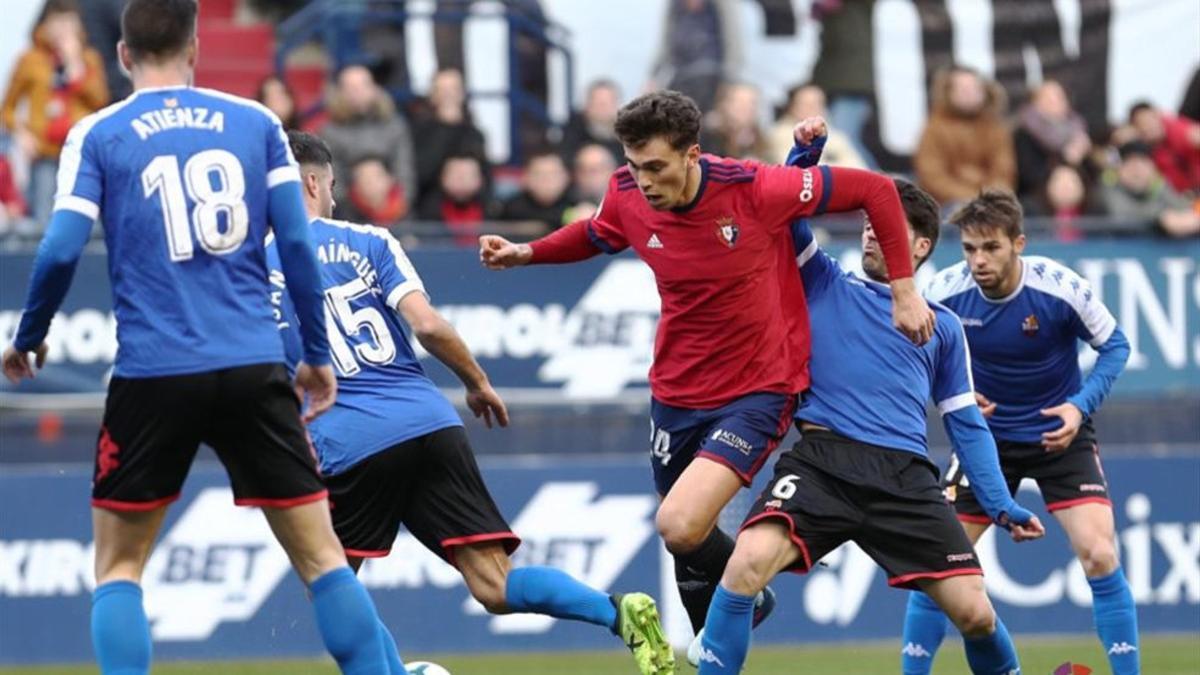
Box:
[1043,279,1132,450]
[396,293,508,429]
[934,316,1044,541]
[2,122,99,382]
[774,136,935,344]
[790,218,839,296]
[480,174,629,269]
[265,242,305,378]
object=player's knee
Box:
[1078,539,1119,577]
[655,505,707,554]
[951,601,996,639]
[720,547,772,597]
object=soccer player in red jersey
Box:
[480,91,935,634]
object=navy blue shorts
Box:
[649,392,797,495]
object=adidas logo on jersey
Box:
[901,642,932,658]
[1108,642,1138,655]
[647,234,663,249]
[696,646,725,667]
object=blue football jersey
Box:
[791,221,975,456]
[267,218,462,476]
[53,85,300,377]
[925,256,1119,443]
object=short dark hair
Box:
[1128,100,1155,123]
[121,0,197,62]
[948,188,1024,240]
[894,179,941,266]
[287,131,333,167]
[614,90,702,151]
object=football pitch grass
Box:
[3,635,1197,674]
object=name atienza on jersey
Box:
[130,106,225,140]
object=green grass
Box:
[3,635,1197,674]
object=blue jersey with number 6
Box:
[267,218,461,476]
[53,85,299,377]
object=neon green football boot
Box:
[616,592,676,674]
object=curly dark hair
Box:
[893,179,942,266]
[948,188,1024,240]
[614,90,702,151]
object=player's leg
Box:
[211,364,396,675]
[89,373,212,675]
[1039,433,1139,675]
[902,449,1018,675]
[653,393,794,632]
[697,443,846,674]
[918,575,1020,675]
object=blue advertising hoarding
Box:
[1,239,1198,403]
[1,454,1197,665]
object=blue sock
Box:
[92,581,151,675]
[377,619,405,675]
[1089,567,1140,674]
[902,591,951,674]
[310,567,393,675]
[697,585,755,674]
[504,566,618,632]
[962,617,1020,675]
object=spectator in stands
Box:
[412,67,489,205]
[559,79,623,165]
[1026,164,1097,242]
[78,0,127,101]
[564,143,617,222]
[0,150,30,240]
[1,0,108,230]
[416,154,493,245]
[323,64,416,213]
[1014,79,1092,200]
[649,0,741,114]
[1128,101,1200,195]
[703,81,768,161]
[767,82,865,168]
[256,75,300,131]
[1099,141,1199,238]
[342,157,409,226]
[500,151,573,232]
[810,0,879,169]
[915,65,1015,207]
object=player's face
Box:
[960,227,1026,293]
[623,137,700,210]
[861,219,929,282]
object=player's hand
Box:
[466,382,509,429]
[890,279,936,345]
[1008,515,1046,542]
[2,343,48,383]
[792,116,829,145]
[479,235,533,270]
[1040,402,1083,452]
[294,363,337,422]
[975,392,996,418]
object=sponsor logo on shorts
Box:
[901,642,932,658]
[764,499,783,510]
[710,429,754,455]
[1080,484,1106,493]
[95,426,121,483]
[946,552,976,563]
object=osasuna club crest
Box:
[716,216,739,247]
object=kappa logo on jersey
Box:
[647,233,664,249]
[715,217,739,248]
[1022,314,1040,336]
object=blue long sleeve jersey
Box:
[924,259,1130,443]
[13,85,329,374]
[790,220,1020,521]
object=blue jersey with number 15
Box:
[54,85,298,377]
[267,218,462,476]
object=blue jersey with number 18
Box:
[54,85,297,377]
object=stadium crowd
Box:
[2,0,1199,245]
